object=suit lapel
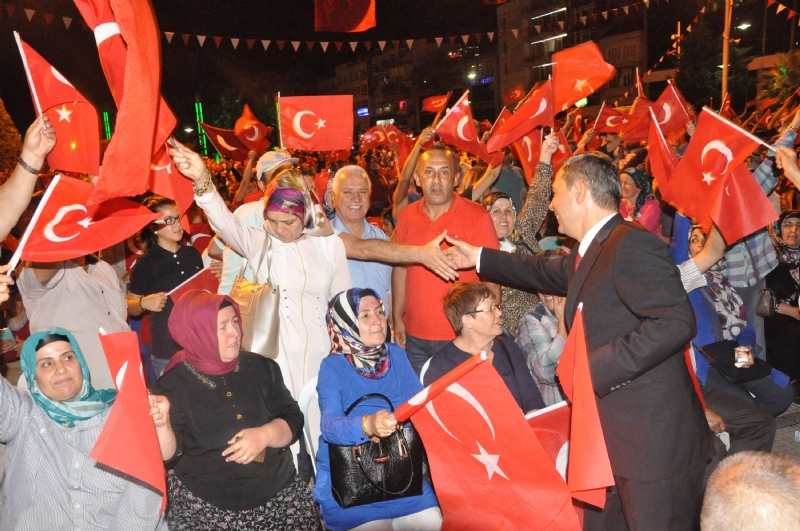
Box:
[565,215,623,329]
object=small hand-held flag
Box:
[502,84,526,106]
[169,267,220,303]
[552,41,616,112]
[234,104,273,152]
[434,91,502,165]
[199,123,249,161]
[422,94,450,113]
[647,109,679,189]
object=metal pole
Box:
[762,0,768,55]
[722,0,732,104]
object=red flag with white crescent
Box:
[169,268,220,303]
[149,147,195,218]
[552,41,616,113]
[9,174,161,267]
[234,104,273,152]
[422,94,450,113]
[512,129,542,185]
[15,34,100,176]
[653,83,692,136]
[199,123,249,161]
[718,93,736,120]
[409,361,582,531]
[502,84,525,106]
[434,91,502,165]
[620,96,654,143]
[594,105,642,134]
[360,124,390,151]
[552,129,573,173]
[279,95,353,151]
[90,330,166,512]
[486,80,554,152]
[647,111,679,190]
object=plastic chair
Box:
[297,376,321,476]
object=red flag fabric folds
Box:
[556,305,615,508]
[594,104,641,134]
[435,91,501,165]
[15,34,100,176]
[90,330,166,508]
[422,94,450,113]
[408,361,581,531]
[552,41,616,112]
[710,164,779,246]
[314,0,376,32]
[719,93,736,120]
[512,129,541,185]
[647,112,679,189]
[280,95,353,151]
[234,104,273,152]
[620,96,654,143]
[169,267,220,303]
[502,84,525,106]
[360,124,390,151]
[653,83,692,135]
[199,123,249,161]
[486,80,554,152]
[149,147,194,216]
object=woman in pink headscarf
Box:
[149,290,320,530]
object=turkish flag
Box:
[513,129,541,185]
[149,147,194,217]
[711,164,778,243]
[527,402,572,481]
[9,174,161,266]
[486,80,554,152]
[169,268,220,303]
[70,0,169,205]
[664,108,762,237]
[571,108,584,143]
[594,104,642,134]
[653,83,692,135]
[556,306,615,508]
[488,107,514,138]
[407,361,582,531]
[15,34,100,176]
[552,41,616,113]
[314,0,376,32]
[719,93,736,120]
[760,97,778,110]
[360,124,390,151]
[422,94,450,113]
[280,95,353,151]
[757,109,773,128]
[234,104,273,152]
[552,129,573,173]
[385,127,415,169]
[199,123,249,161]
[90,330,166,511]
[620,96,654,143]
[435,91,501,165]
[502,84,526,106]
[647,113,679,189]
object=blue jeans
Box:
[404,334,450,377]
[151,356,171,380]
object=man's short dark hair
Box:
[559,152,621,211]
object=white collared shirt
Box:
[577,213,617,257]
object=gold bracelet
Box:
[362,415,372,437]
[193,173,214,196]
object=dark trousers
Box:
[704,366,795,417]
[583,465,706,531]
[404,334,450,376]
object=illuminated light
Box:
[575,98,588,108]
[736,23,751,30]
[531,7,566,20]
[184,127,194,133]
[70,141,77,150]
[533,62,556,68]
[357,107,369,117]
[530,33,567,45]
[468,72,477,79]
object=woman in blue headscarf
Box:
[0,328,166,530]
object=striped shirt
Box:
[516,302,566,407]
[722,129,796,288]
[0,379,165,531]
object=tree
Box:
[759,51,800,105]
[0,98,22,173]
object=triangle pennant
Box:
[320,41,329,51]
[499,30,506,39]
[231,38,240,49]
[5,5,15,17]
[686,24,692,32]
[378,40,387,50]
[364,41,372,50]
[419,38,427,47]
[305,41,314,51]
[164,32,174,43]
[213,36,223,48]
[623,5,629,14]
[43,13,54,25]
[181,34,190,45]
[334,41,343,51]
[789,9,797,19]
[487,31,495,41]
[277,40,286,50]
[693,16,699,22]
[24,8,35,21]
[261,39,270,50]
[460,34,470,44]
[602,10,608,19]
[581,15,587,24]
[392,40,400,49]
[558,20,565,29]
[777,3,787,13]
[349,41,357,51]
[767,0,777,6]
[474,33,482,43]
[644,0,650,6]
[511,28,518,38]
[291,41,300,51]
[701,6,706,12]
[535,25,542,33]
[198,35,207,47]
[247,39,256,50]
[62,16,72,28]
[406,39,415,49]
[449,35,457,44]
[435,37,443,47]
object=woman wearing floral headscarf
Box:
[149,290,319,530]
[313,288,441,531]
[2,328,165,530]
[619,168,662,236]
[765,210,800,388]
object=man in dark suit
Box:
[446,152,714,531]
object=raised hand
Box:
[21,114,56,166]
[168,139,208,184]
[540,132,560,164]
[0,264,14,304]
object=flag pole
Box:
[7,174,61,270]
[14,32,43,116]
[434,90,469,134]
[431,91,452,128]
[275,92,283,149]
[701,107,775,152]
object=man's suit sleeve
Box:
[590,231,697,397]
[479,248,569,296]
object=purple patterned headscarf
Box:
[265,187,306,222]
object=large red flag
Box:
[90,330,166,510]
[710,164,779,245]
[552,129,573,173]
[422,94,450,113]
[594,104,642,134]
[149,147,194,217]
[665,108,764,238]
[486,80,554,152]
[527,401,572,481]
[199,123,249,161]
[653,83,692,135]
[360,124,390,151]
[502,84,526,106]
[556,305,615,508]
[552,41,616,113]
[234,104,273,152]
[513,129,542,185]
[8,174,161,267]
[407,361,582,531]
[314,0,375,32]
[620,96,654,143]
[647,111,679,190]
[70,0,166,205]
[280,95,354,151]
[435,91,501,165]
[15,34,100,176]
[488,107,514,138]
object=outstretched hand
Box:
[443,235,480,270]
[419,231,459,281]
[168,139,208,184]
[540,132,560,164]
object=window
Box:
[621,68,634,87]
[503,41,507,53]
[360,86,368,96]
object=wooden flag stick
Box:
[430,91,453,128]
[14,32,43,115]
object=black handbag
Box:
[329,393,423,509]
[694,340,772,384]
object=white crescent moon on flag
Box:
[531,98,547,119]
[456,116,470,142]
[555,442,570,481]
[701,140,734,175]
[50,66,75,88]
[44,204,87,243]
[606,116,621,127]
[523,136,533,161]
[115,360,128,390]
[245,124,259,141]
[659,103,672,125]
[426,401,461,442]
[216,135,240,152]
[373,131,385,142]
[433,97,447,107]
[293,110,316,139]
[446,382,496,440]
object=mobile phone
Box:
[0,328,13,343]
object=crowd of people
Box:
[0,84,799,531]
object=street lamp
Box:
[184,127,194,133]
[737,22,751,30]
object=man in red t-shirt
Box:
[393,144,499,374]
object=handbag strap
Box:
[743,241,763,290]
[354,427,415,496]
[344,393,394,416]
[239,235,272,284]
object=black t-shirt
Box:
[150,353,303,511]
[129,244,203,359]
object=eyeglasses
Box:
[466,305,499,315]
[152,216,179,226]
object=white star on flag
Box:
[471,442,508,481]
[316,117,326,129]
[702,172,716,185]
[55,104,72,122]
[574,79,591,92]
